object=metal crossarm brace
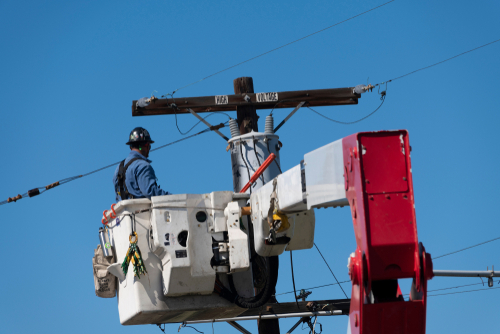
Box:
[273,101,306,133]
[186,108,229,141]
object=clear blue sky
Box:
[1,1,499,333]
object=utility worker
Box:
[113,127,169,201]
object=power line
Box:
[275,281,351,297]
[307,93,386,125]
[428,286,500,297]
[306,38,500,126]
[164,0,396,96]
[314,243,349,298]
[374,38,500,87]
[433,236,500,260]
[1,125,226,207]
[174,111,231,136]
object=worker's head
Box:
[126,127,154,158]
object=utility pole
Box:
[233,77,279,334]
[233,77,259,134]
[132,77,361,334]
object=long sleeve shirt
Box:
[113,151,169,201]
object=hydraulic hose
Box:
[228,255,279,309]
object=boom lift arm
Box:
[245,130,434,334]
[101,130,435,333]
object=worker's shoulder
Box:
[127,155,152,173]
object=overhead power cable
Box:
[1,123,228,207]
[276,279,498,299]
[162,0,396,97]
[314,243,349,298]
[175,108,231,136]
[275,281,351,297]
[373,38,500,88]
[428,286,500,297]
[307,93,386,125]
[433,236,500,260]
[304,37,499,125]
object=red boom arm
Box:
[343,131,434,334]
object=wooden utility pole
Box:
[131,77,362,334]
[233,77,259,134]
[233,77,280,334]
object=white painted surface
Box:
[276,164,307,212]
[151,194,216,296]
[304,138,348,209]
[228,131,281,193]
[286,210,315,251]
[224,202,250,272]
[106,196,246,325]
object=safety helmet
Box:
[126,127,155,145]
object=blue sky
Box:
[1,0,499,333]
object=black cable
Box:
[175,111,231,136]
[314,243,348,298]
[181,324,204,334]
[274,281,351,297]
[0,125,224,207]
[269,99,298,116]
[428,286,500,297]
[402,281,498,298]
[375,38,500,86]
[434,236,500,260]
[165,1,396,95]
[307,94,385,125]
[252,136,264,184]
[227,256,279,308]
[290,250,300,310]
[265,137,282,174]
[239,139,252,195]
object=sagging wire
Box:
[175,111,232,136]
[307,87,386,125]
[1,124,227,207]
[309,38,500,127]
[178,322,205,334]
[160,1,396,97]
[314,243,348,299]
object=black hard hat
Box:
[126,127,155,145]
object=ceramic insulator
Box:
[229,119,241,138]
[265,115,274,134]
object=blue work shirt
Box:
[113,151,169,201]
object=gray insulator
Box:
[265,115,274,134]
[136,97,150,108]
[229,119,241,138]
[354,85,367,94]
